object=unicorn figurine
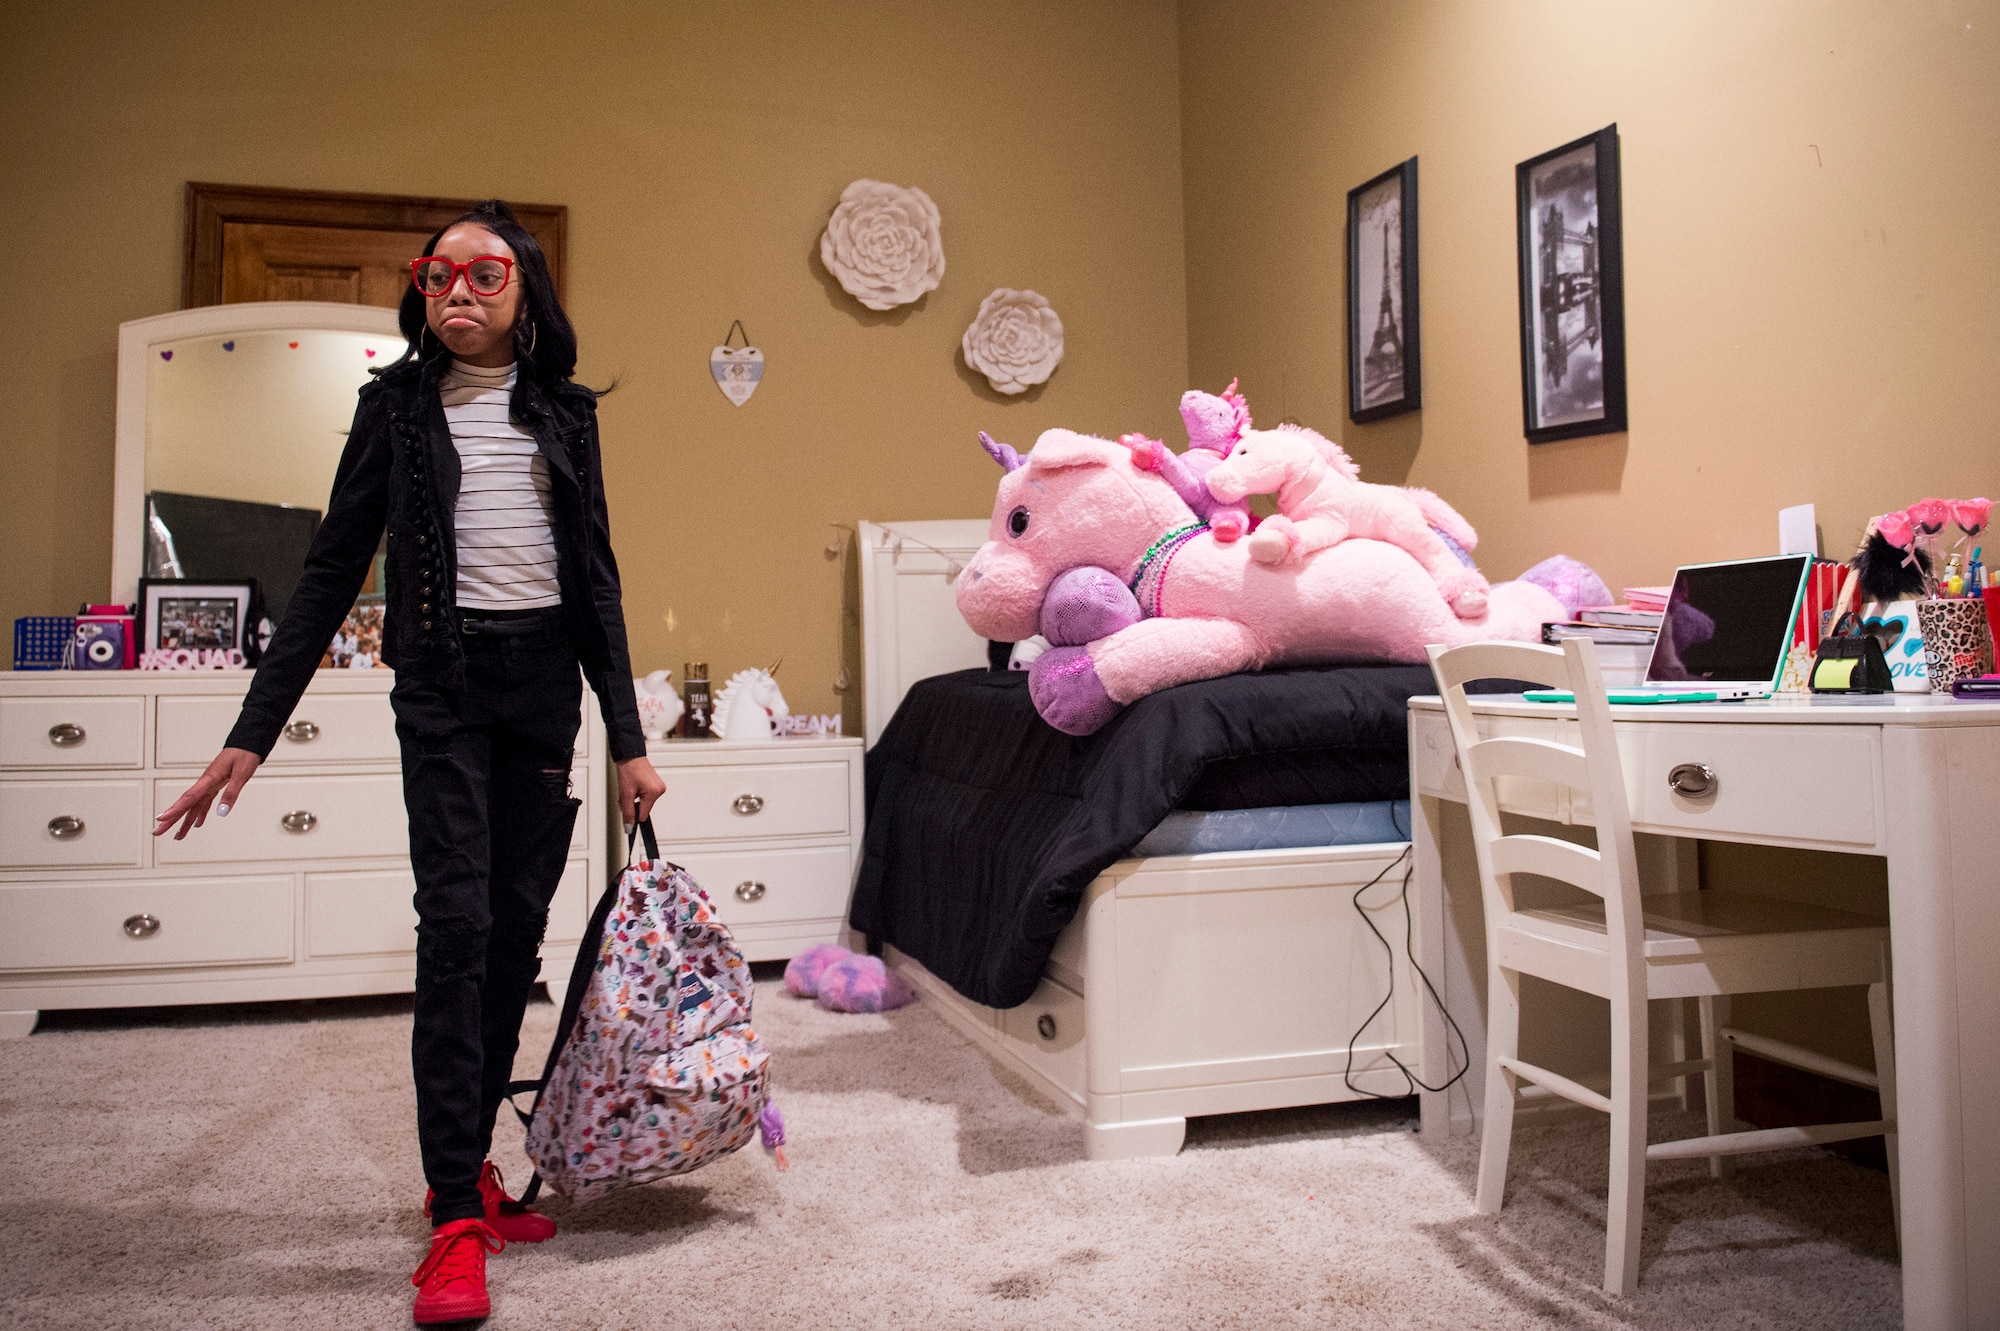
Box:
[713,665,789,741]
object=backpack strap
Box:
[504,808,662,1204]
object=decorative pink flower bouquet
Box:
[1868,497,1995,691]
[1871,497,1988,599]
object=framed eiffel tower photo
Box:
[1516,125,1627,443]
[1346,156,1421,424]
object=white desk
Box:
[1408,692,2000,1331]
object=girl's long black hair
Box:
[386,198,601,395]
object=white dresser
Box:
[0,670,608,1037]
[643,735,864,962]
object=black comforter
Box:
[849,663,1438,1008]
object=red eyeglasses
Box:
[410,255,514,298]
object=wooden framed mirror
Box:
[183,183,567,310]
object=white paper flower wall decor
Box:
[961,288,1065,394]
[819,179,947,311]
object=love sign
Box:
[710,344,764,406]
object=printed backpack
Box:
[510,819,781,1203]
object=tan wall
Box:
[0,0,1189,713]
[1178,0,1999,1069]
[1179,1,2000,595]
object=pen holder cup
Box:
[1915,597,1995,693]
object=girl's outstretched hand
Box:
[155,748,262,840]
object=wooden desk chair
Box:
[1425,638,1898,1296]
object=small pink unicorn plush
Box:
[1205,423,1492,619]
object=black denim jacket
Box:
[225,356,647,762]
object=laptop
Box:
[1526,553,1812,704]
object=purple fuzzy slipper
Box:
[784,944,853,998]
[815,954,917,1013]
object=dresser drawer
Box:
[0,780,144,868]
[153,773,407,864]
[0,875,293,972]
[657,762,850,842]
[0,696,144,769]
[1637,724,1880,848]
[158,693,399,766]
[570,761,590,849]
[306,869,417,957]
[306,857,589,957]
[662,845,852,927]
[546,858,589,945]
[998,973,1086,1102]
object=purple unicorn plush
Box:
[1121,378,1258,542]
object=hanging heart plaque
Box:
[709,322,763,407]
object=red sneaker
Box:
[424,1162,558,1244]
[411,1218,503,1325]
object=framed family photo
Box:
[1347,156,1420,423]
[1516,124,1627,443]
[137,578,255,653]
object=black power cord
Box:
[1341,805,1471,1101]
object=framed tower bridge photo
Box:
[1516,124,1628,443]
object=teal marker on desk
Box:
[1524,689,1723,705]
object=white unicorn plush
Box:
[1203,423,1492,618]
[713,666,789,741]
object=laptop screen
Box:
[1646,555,1811,685]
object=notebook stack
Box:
[1541,602,1662,687]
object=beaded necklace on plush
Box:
[1128,520,1209,619]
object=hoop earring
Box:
[525,319,538,357]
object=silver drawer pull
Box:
[1036,1013,1058,1041]
[734,880,767,903]
[123,913,160,939]
[281,809,318,834]
[47,722,86,748]
[732,794,765,816]
[282,720,320,743]
[47,815,85,840]
[1667,762,1717,798]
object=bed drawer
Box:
[656,762,849,842]
[0,696,145,769]
[661,845,851,929]
[0,780,144,868]
[157,694,399,766]
[0,875,293,972]
[998,974,1086,1102]
[152,773,407,864]
[1637,724,1879,848]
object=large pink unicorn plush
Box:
[959,427,1591,734]
[1204,423,1492,617]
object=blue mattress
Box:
[1132,799,1411,857]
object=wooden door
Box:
[184,183,566,310]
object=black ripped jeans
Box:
[391,607,582,1226]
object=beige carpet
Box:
[0,979,1900,1330]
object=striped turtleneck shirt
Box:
[439,359,561,610]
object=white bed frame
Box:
[858,521,1422,1158]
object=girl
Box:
[156,200,665,1324]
